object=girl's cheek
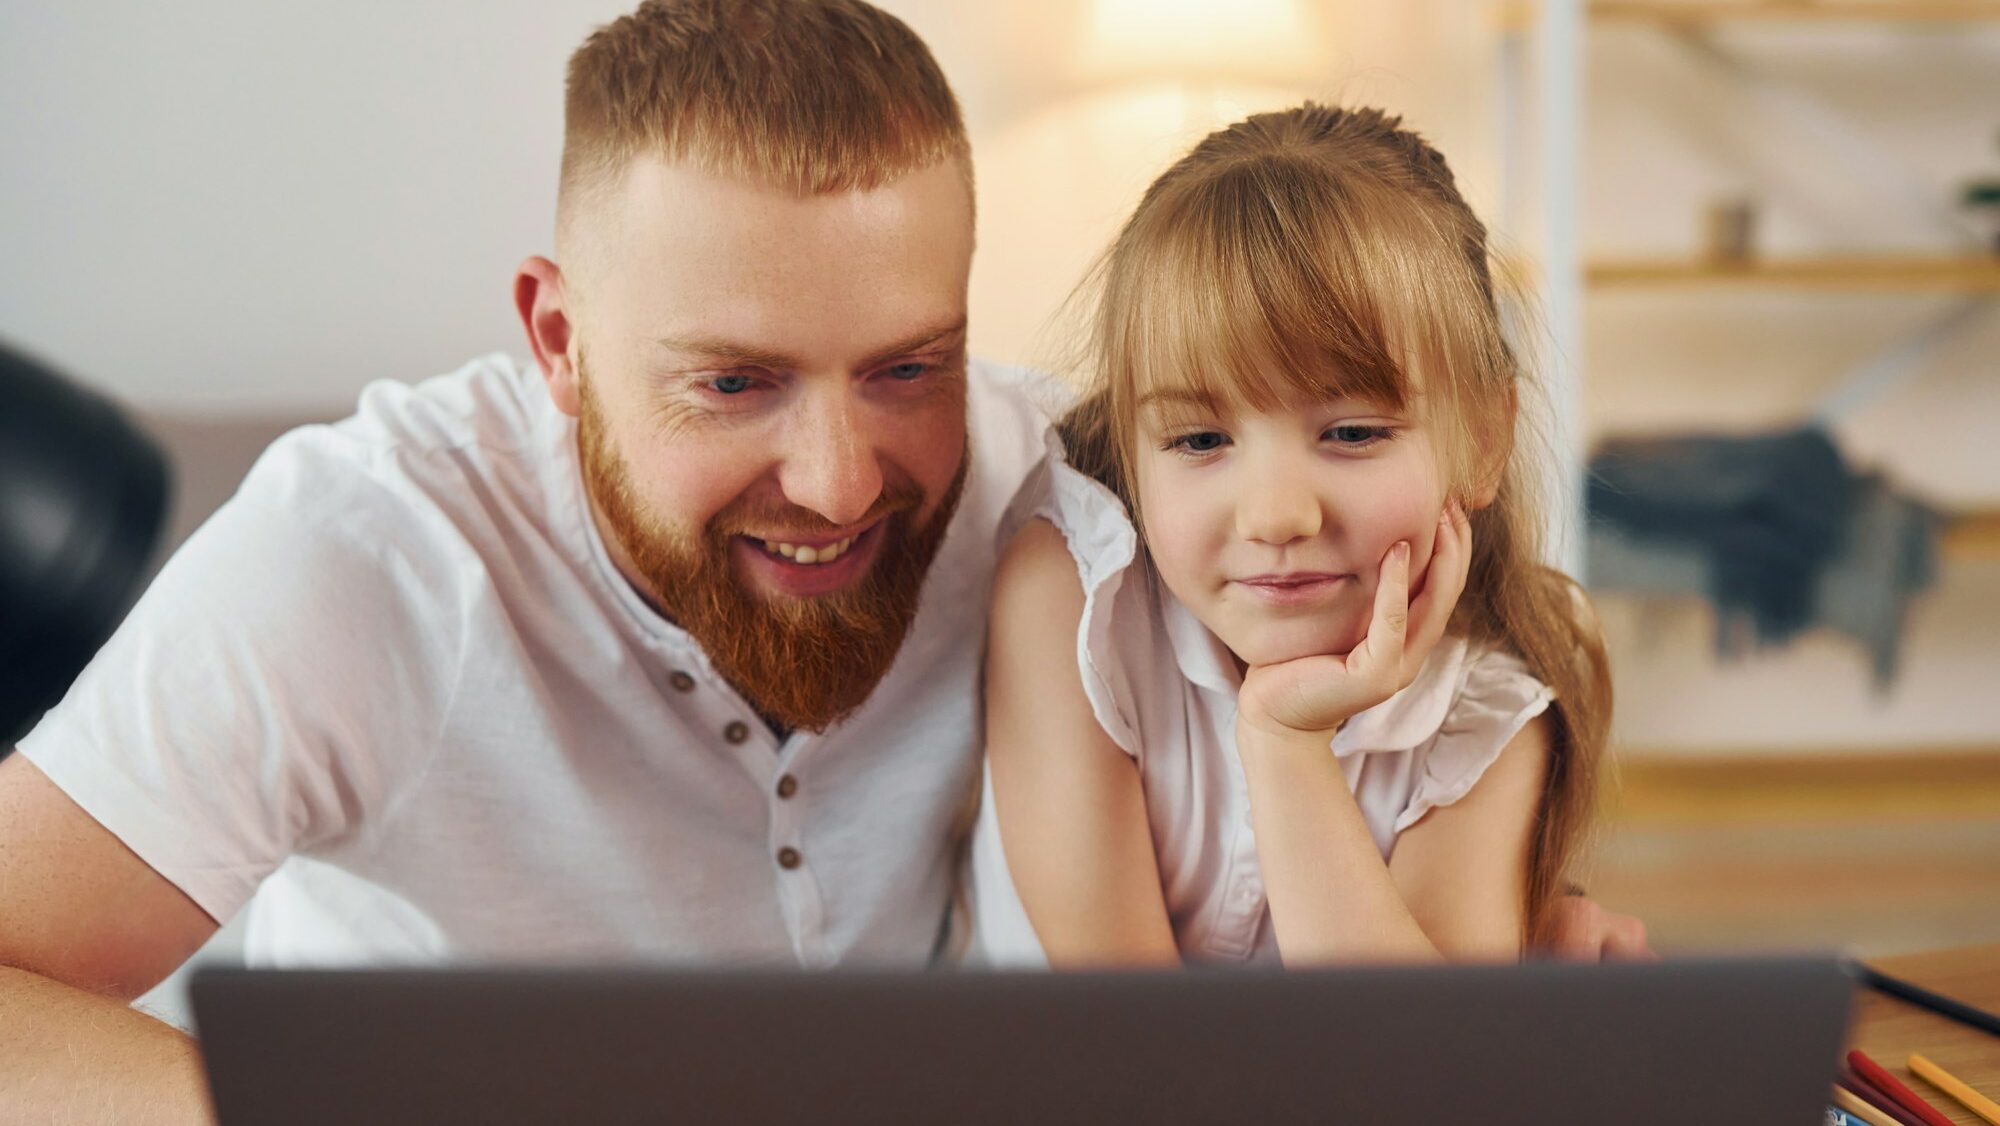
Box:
[1139,505,1207,585]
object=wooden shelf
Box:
[1943,507,2000,562]
[1608,745,2000,826]
[1588,255,2000,292]
[1593,1,2000,24]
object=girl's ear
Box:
[1468,384,1517,511]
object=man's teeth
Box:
[763,535,858,565]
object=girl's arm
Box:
[1236,710,1551,965]
[984,518,1181,968]
[1386,714,1550,958]
[1235,717,1443,964]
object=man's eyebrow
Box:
[653,317,967,373]
[653,334,802,370]
[857,317,967,370]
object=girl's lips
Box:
[1236,572,1346,587]
[1232,573,1352,606]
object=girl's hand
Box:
[1237,503,1473,741]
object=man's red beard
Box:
[577,379,966,733]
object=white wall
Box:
[1,2,620,415]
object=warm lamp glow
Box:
[1072,0,1331,87]
[969,81,1314,373]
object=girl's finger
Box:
[1406,502,1473,666]
[1351,540,1411,679]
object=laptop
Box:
[192,956,1854,1125]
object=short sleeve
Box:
[1016,444,1152,759]
[1391,648,1554,833]
[16,430,467,924]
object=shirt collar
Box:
[1158,577,1243,698]
[1330,635,1469,757]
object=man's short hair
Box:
[558,0,970,245]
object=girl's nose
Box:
[1234,465,1322,546]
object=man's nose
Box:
[777,393,884,529]
[1234,455,1322,547]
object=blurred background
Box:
[2,0,1997,1010]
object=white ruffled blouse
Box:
[966,444,1555,967]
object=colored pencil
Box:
[1910,1052,2000,1126]
[1856,964,2000,1039]
[1841,1065,1931,1126]
[1851,1050,1959,1126]
[1834,1088,1893,1126]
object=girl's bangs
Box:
[1113,168,1426,421]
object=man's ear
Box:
[514,256,582,418]
[1468,384,1517,511]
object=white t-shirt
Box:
[21,353,1057,970]
[967,445,1554,967]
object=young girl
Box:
[966,104,1610,967]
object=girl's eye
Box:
[1326,424,1389,446]
[1166,431,1230,455]
[883,362,930,382]
[710,373,755,395]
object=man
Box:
[0,1,1649,1121]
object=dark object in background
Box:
[0,341,171,747]
[1962,178,2000,254]
[1586,426,1941,688]
[1590,427,1856,642]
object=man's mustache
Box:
[711,484,924,542]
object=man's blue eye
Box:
[885,362,929,381]
[712,373,753,394]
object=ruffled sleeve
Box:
[1391,646,1554,833]
[1008,430,1158,758]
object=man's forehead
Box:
[651,314,968,371]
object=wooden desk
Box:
[1849,944,2000,1126]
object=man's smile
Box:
[733,520,891,597]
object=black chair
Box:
[1,341,171,746]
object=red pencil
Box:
[1840,1063,1929,1126]
[1850,1050,1960,1126]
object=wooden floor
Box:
[1587,750,2000,957]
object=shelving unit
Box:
[1493,0,2000,959]
[1591,5,2000,557]
[1498,0,2000,714]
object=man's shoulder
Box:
[967,357,1073,426]
[241,354,559,543]
[196,356,568,604]
[964,357,1067,484]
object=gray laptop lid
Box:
[192,957,1853,1126]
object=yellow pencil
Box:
[1834,1084,1892,1126]
[1909,1053,2000,1126]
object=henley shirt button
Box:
[777,846,803,869]
[776,774,799,800]
[669,671,695,692]
[723,721,750,745]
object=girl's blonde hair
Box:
[1057,103,1609,947]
